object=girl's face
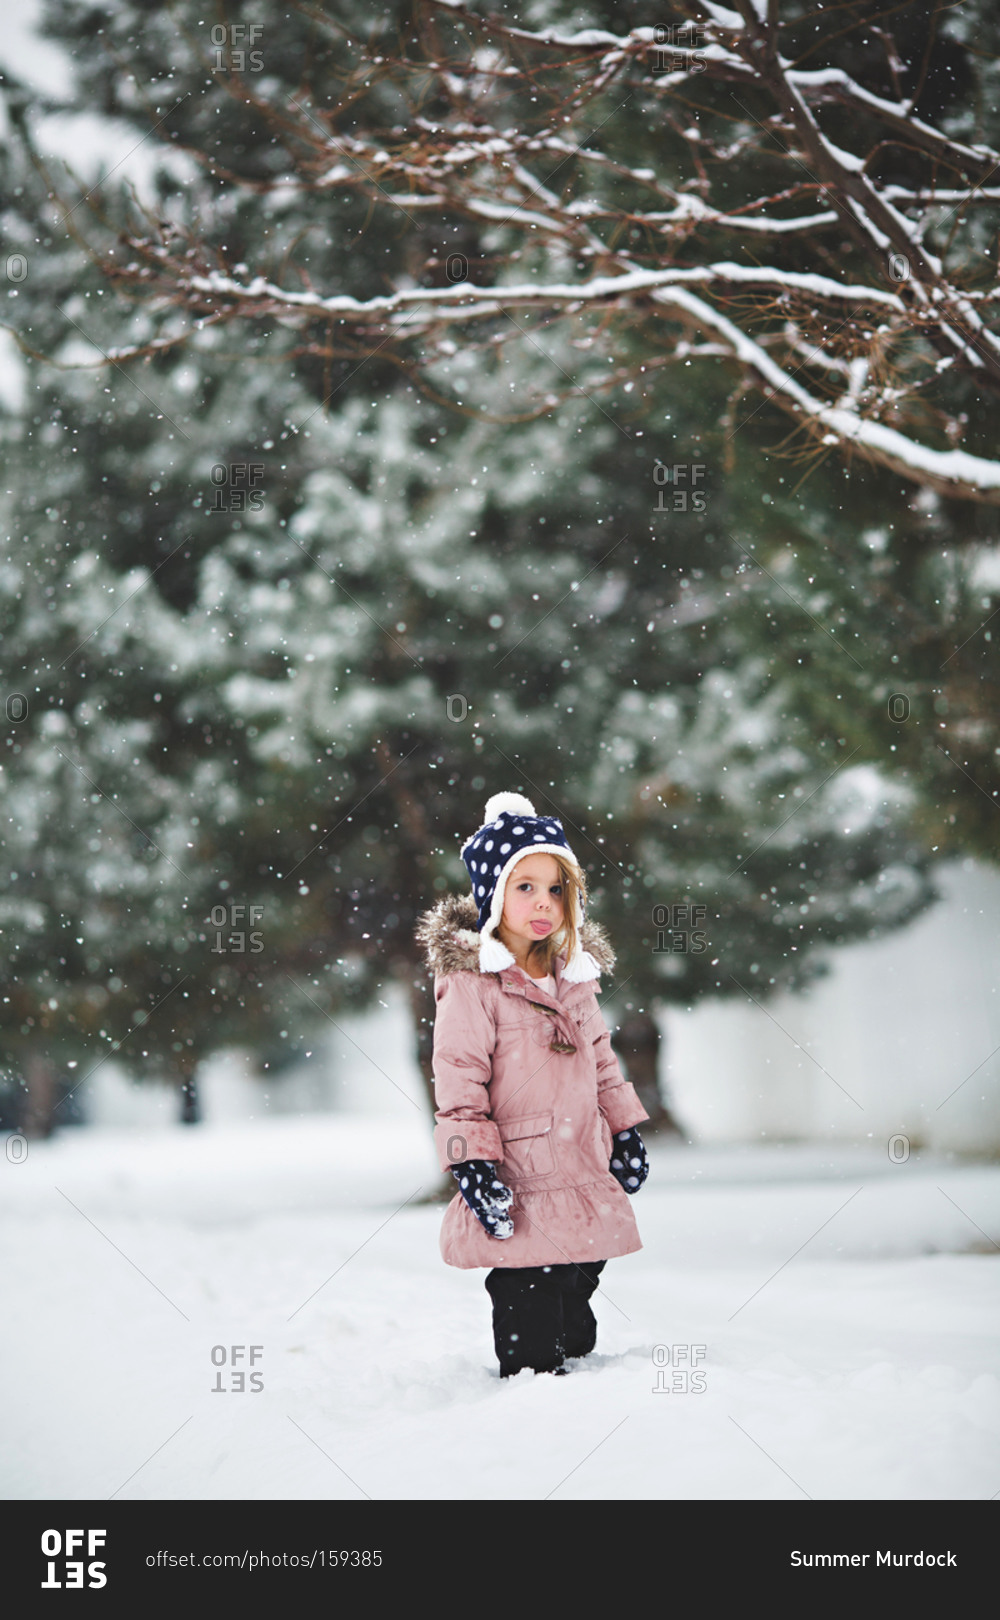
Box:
[499,852,566,957]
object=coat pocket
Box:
[497,1112,555,1182]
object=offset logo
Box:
[41,1529,107,1589]
[211,1344,264,1391]
[652,1343,708,1392]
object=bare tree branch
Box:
[25,0,1000,502]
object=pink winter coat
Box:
[416,893,649,1269]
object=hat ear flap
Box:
[561,945,602,983]
[479,929,514,971]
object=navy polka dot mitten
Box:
[450,1160,515,1238]
[609,1127,649,1193]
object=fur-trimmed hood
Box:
[415,891,616,979]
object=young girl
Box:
[416,791,650,1377]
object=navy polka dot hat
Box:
[459,792,600,980]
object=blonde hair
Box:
[491,854,588,972]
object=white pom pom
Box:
[484,791,536,822]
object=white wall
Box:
[80,989,429,1128]
[661,858,1000,1153]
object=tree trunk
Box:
[404,966,454,1201]
[611,1010,685,1137]
[405,968,437,1118]
[20,1051,57,1140]
[178,1057,200,1125]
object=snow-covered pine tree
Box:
[0,0,957,1141]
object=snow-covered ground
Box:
[2,1117,998,1501]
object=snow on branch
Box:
[650,283,1000,497]
[151,260,909,321]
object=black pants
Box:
[485,1261,607,1376]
